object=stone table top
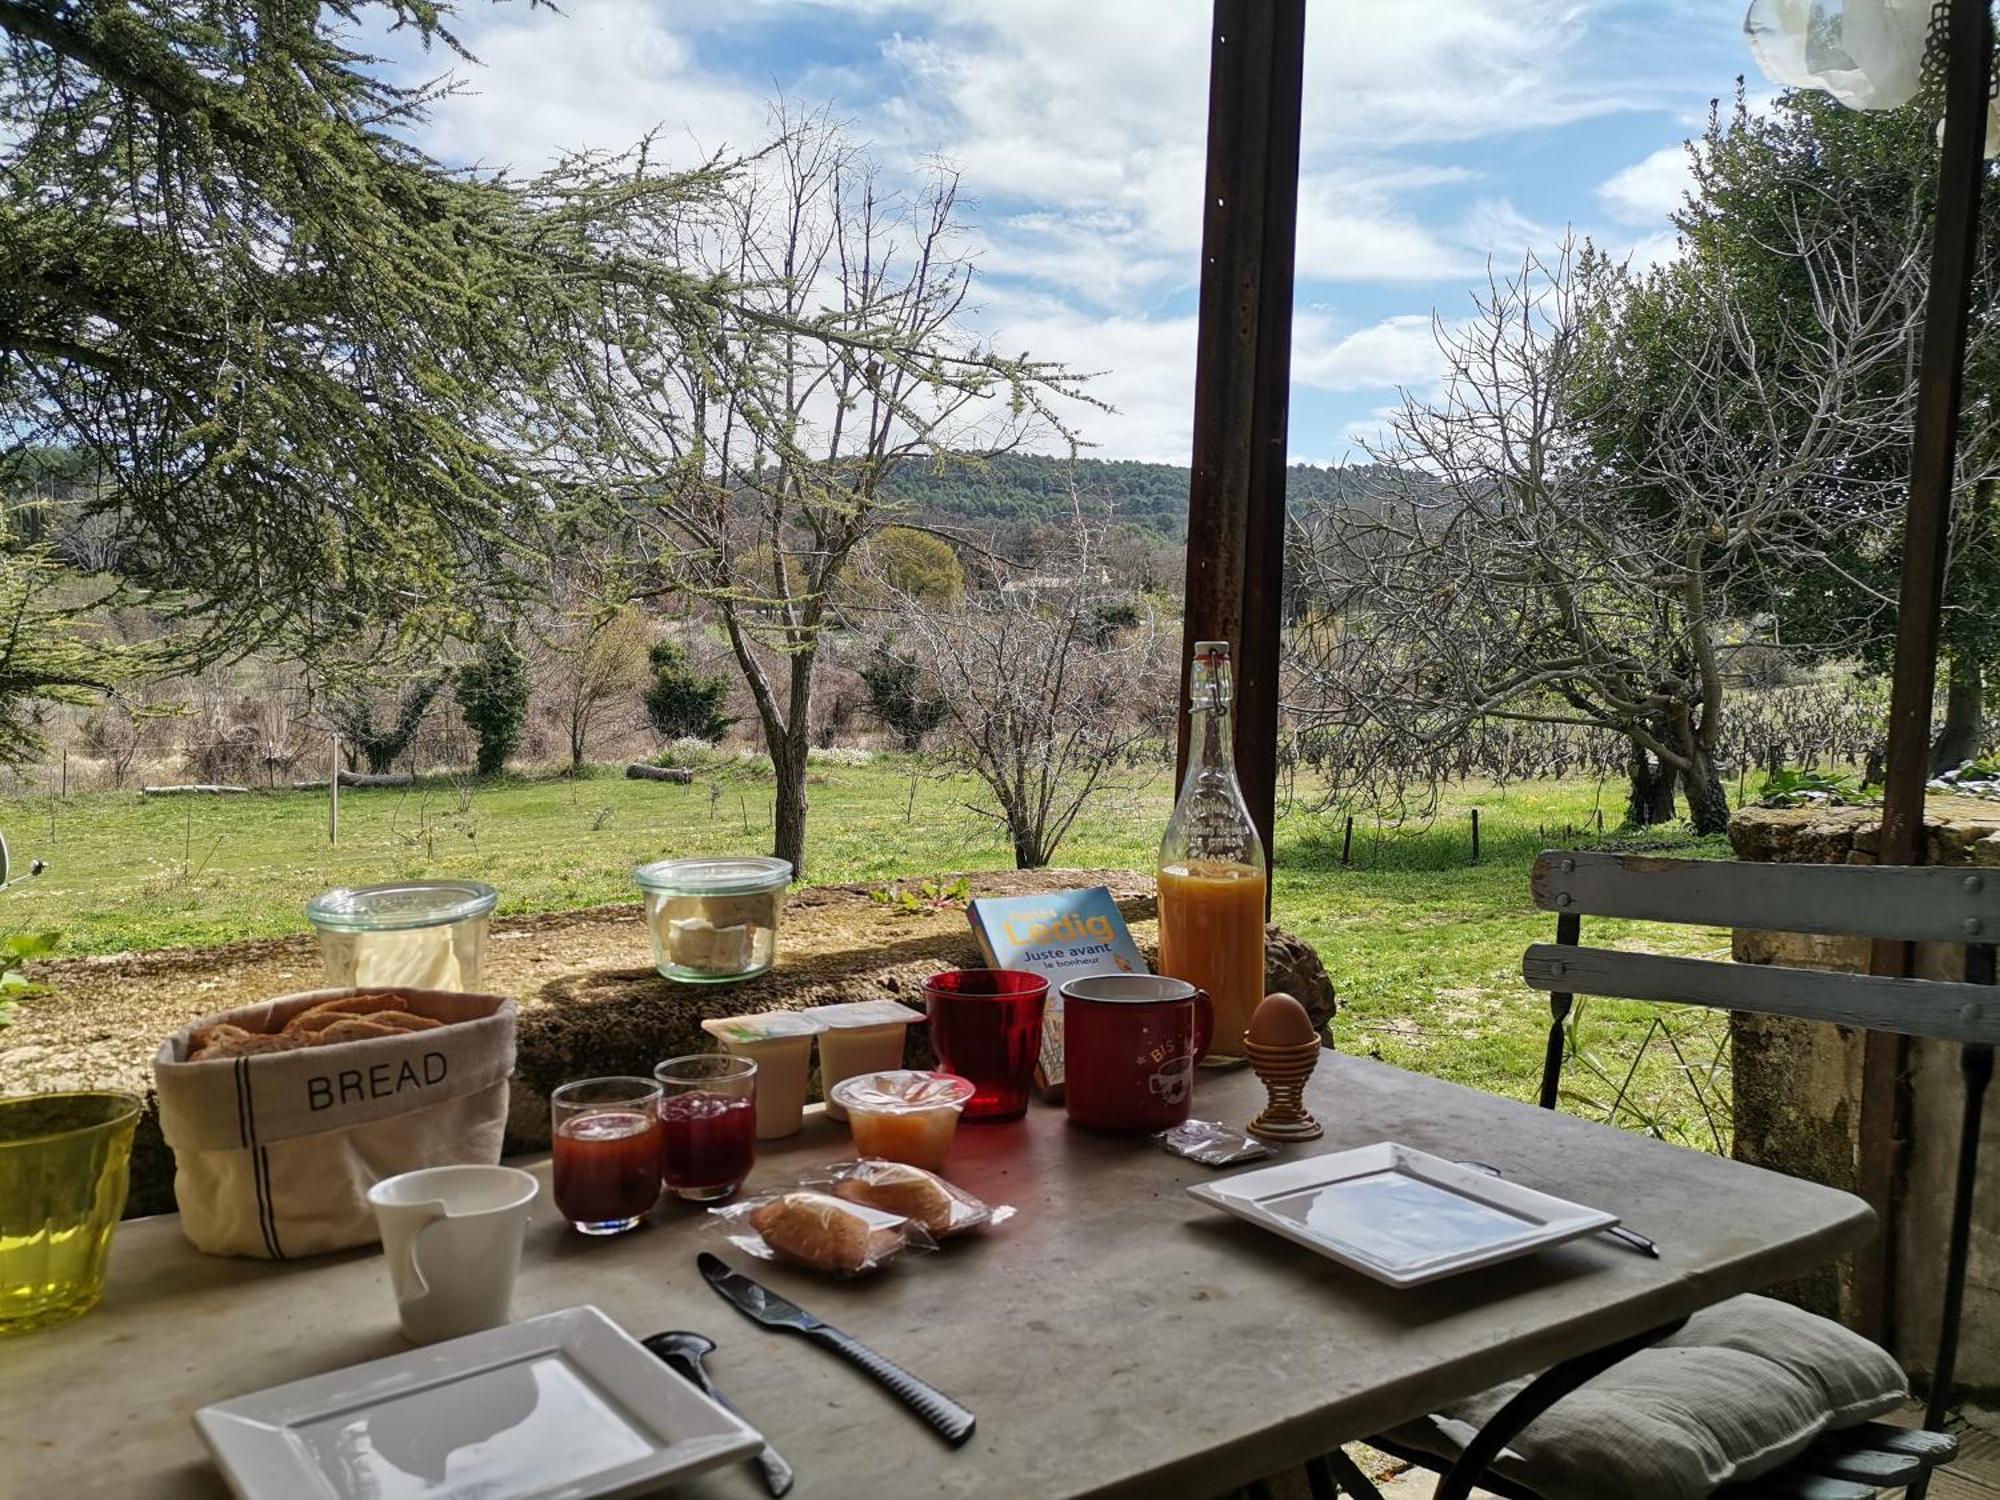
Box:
[0,1056,1874,1499]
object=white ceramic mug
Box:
[366,1165,540,1344]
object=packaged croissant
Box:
[806,1158,1014,1239]
[712,1189,935,1276]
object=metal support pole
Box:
[1861,0,1995,1347]
[1177,0,1306,906]
[329,733,340,848]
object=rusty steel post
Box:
[1176,0,1306,902]
[1861,0,1994,1347]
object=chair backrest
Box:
[1524,850,2000,1049]
[1524,848,1996,1424]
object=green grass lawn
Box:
[0,756,1735,1143]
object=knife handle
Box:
[805,1325,976,1447]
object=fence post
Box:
[59,749,67,799]
[329,734,340,847]
[1341,815,1354,866]
[1470,808,1481,863]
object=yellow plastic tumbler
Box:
[1,1091,140,1335]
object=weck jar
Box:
[305,880,498,991]
[634,857,791,984]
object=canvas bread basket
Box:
[154,987,516,1259]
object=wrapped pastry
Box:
[819,1159,1012,1238]
[716,1190,932,1276]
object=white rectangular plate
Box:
[1188,1143,1620,1288]
[195,1306,763,1500]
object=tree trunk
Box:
[1013,825,1047,870]
[1681,748,1731,836]
[1930,654,1984,774]
[772,736,809,881]
[1624,741,1677,826]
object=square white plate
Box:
[195,1306,763,1500]
[1188,1142,1619,1287]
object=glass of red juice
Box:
[653,1054,757,1202]
[922,969,1050,1122]
[550,1077,663,1235]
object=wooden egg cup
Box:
[1244,1037,1324,1143]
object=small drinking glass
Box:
[0,1091,140,1336]
[551,1077,663,1235]
[654,1054,757,1202]
[922,969,1050,1123]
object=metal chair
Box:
[1317,849,1986,1500]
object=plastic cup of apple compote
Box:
[828,1071,976,1171]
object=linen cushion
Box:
[1383,1294,1907,1499]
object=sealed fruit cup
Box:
[306,880,497,990]
[699,1012,823,1140]
[635,857,791,984]
[830,1070,975,1171]
[801,999,921,1121]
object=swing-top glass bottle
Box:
[1156,640,1267,1059]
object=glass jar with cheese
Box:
[634,856,791,984]
[306,880,498,991]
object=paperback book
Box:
[966,887,1149,1096]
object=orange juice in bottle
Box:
[1157,641,1267,1059]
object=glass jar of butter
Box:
[305,880,498,991]
[634,856,791,984]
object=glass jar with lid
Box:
[634,857,792,983]
[305,881,498,991]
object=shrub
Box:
[456,635,531,776]
[644,641,735,743]
[862,647,947,752]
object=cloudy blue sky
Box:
[378,1,1757,463]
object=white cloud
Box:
[402,1,770,169]
[1292,314,1452,394]
[1599,144,1694,225]
[970,287,1198,462]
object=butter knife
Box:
[696,1252,976,1447]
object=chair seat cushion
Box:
[1383,1294,1907,1500]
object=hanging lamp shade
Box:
[1744,0,1932,108]
[1745,0,2000,152]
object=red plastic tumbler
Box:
[921,969,1050,1123]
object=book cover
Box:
[967,887,1149,1096]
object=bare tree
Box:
[899,510,1172,868]
[535,604,653,774]
[1288,239,1922,834]
[561,110,1086,877]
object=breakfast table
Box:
[0,1054,1873,1498]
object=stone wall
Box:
[1730,799,2000,1389]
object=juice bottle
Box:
[1157,641,1267,1059]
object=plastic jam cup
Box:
[922,969,1050,1123]
[305,880,498,991]
[551,1077,663,1235]
[0,1091,140,1335]
[699,1012,823,1139]
[654,1055,757,1202]
[830,1071,976,1171]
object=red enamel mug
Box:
[1060,975,1214,1134]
